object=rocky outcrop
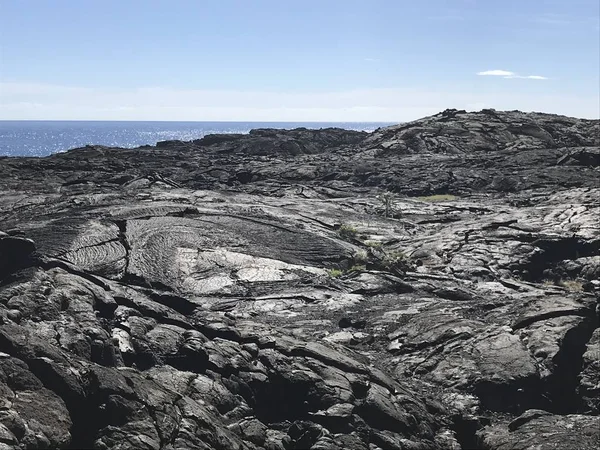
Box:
[477,410,599,450]
[363,109,599,154]
[579,329,600,413]
[191,127,368,156]
[0,110,598,449]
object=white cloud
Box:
[477,70,515,76]
[503,74,548,80]
[0,82,597,121]
[478,70,548,80]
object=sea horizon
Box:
[0,120,394,157]
[0,119,392,123]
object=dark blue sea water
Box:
[0,121,391,157]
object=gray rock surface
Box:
[477,409,600,450]
[0,109,598,449]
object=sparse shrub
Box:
[377,192,397,217]
[338,224,358,240]
[383,250,407,264]
[352,249,369,265]
[380,250,413,272]
[327,268,344,278]
[365,240,382,248]
[559,279,585,292]
[541,278,585,292]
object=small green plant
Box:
[542,279,585,292]
[327,268,344,278]
[380,250,413,272]
[377,192,397,217]
[365,240,382,248]
[384,250,407,264]
[417,194,458,202]
[559,279,585,292]
[338,224,358,240]
[352,249,369,265]
[349,264,366,273]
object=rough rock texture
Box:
[0,109,598,449]
[477,409,600,450]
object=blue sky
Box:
[0,0,598,121]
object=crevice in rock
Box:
[37,256,112,290]
[113,275,197,317]
[65,405,103,449]
[164,353,209,374]
[0,235,37,280]
[306,413,355,435]
[65,369,143,449]
[112,294,193,330]
[450,414,489,450]
[473,375,546,414]
[165,206,200,217]
[114,219,130,273]
[543,315,597,414]
[128,350,160,370]
[53,237,121,258]
[519,237,600,281]
[0,265,37,288]
[2,352,102,450]
[147,291,198,316]
[512,308,594,330]
[249,375,311,424]
[118,272,154,289]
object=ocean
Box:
[0,121,392,157]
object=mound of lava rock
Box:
[0,109,598,450]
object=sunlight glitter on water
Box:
[0,121,391,157]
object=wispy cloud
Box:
[509,75,548,80]
[477,70,515,76]
[477,70,548,80]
